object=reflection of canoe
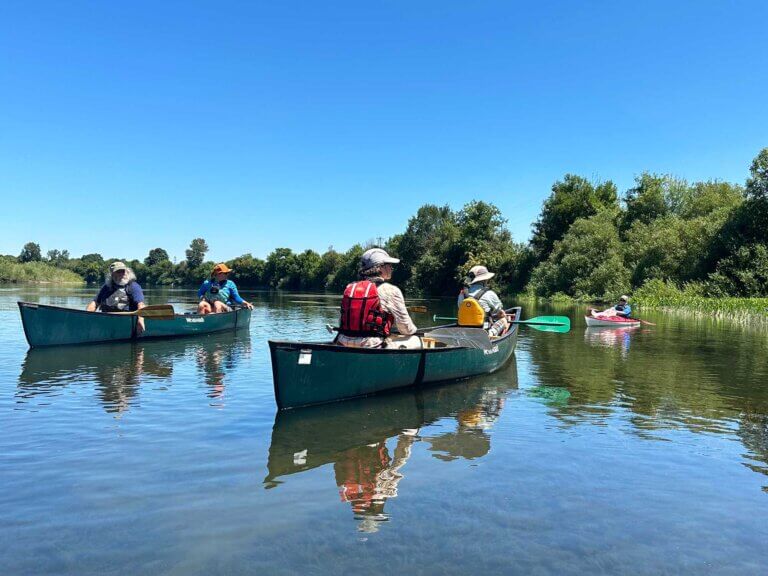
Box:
[269,308,520,409]
[264,360,518,488]
[584,315,641,328]
[17,302,251,347]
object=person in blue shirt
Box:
[197,263,253,315]
[86,261,147,333]
[613,295,632,318]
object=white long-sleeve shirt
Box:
[336,282,417,348]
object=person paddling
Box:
[197,263,253,315]
[336,248,420,349]
[86,261,147,334]
[457,265,508,337]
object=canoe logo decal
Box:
[185,317,204,323]
[483,345,499,355]
[298,350,312,365]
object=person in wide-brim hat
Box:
[197,263,253,315]
[458,264,508,337]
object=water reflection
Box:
[17,332,251,413]
[530,322,768,489]
[264,360,518,532]
[584,326,640,357]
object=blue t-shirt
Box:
[95,281,145,311]
[197,279,244,304]
[615,303,632,317]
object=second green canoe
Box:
[18,301,251,347]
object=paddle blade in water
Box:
[518,315,571,333]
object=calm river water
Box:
[1,286,767,575]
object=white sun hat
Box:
[466,265,495,284]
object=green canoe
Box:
[17,301,251,347]
[268,307,521,409]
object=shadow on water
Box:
[17,331,251,413]
[264,358,518,532]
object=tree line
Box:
[6,147,767,299]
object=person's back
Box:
[457,265,508,337]
[336,248,419,349]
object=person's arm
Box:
[384,285,417,335]
[485,291,505,320]
[227,282,253,309]
[87,286,107,311]
[131,284,147,334]
[616,305,631,317]
[198,281,210,299]
[228,281,244,304]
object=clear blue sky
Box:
[1,1,766,263]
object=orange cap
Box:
[212,263,232,275]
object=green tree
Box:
[678,180,743,219]
[621,173,688,232]
[532,175,618,259]
[226,254,266,286]
[186,238,209,268]
[145,248,170,267]
[529,210,630,299]
[18,242,42,263]
[264,248,299,288]
[46,249,70,267]
[746,147,768,200]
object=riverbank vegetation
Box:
[4,148,767,308]
[0,256,83,284]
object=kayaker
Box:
[197,263,254,314]
[592,295,633,319]
[614,295,632,318]
[336,248,420,349]
[457,265,508,337]
[86,261,147,334]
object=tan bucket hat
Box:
[465,265,495,284]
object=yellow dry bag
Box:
[458,298,485,327]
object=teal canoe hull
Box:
[269,307,520,409]
[17,301,251,347]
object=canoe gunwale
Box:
[269,306,522,355]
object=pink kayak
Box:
[585,314,641,328]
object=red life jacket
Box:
[339,280,393,337]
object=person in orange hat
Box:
[197,263,253,314]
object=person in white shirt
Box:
[457,265,508,337]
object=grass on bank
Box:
[514,279,768,324]
[0,260,84,284]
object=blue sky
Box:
[1,1,766,263]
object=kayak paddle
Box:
[112,304,176,320]
[432,314,571,333]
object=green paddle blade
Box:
[516,315,571,333]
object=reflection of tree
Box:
[528,320,768,484]
[18,332,250,413]
[264,360,518,532]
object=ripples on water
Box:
[1,287,767,575]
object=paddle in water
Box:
[432,314,571,333]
